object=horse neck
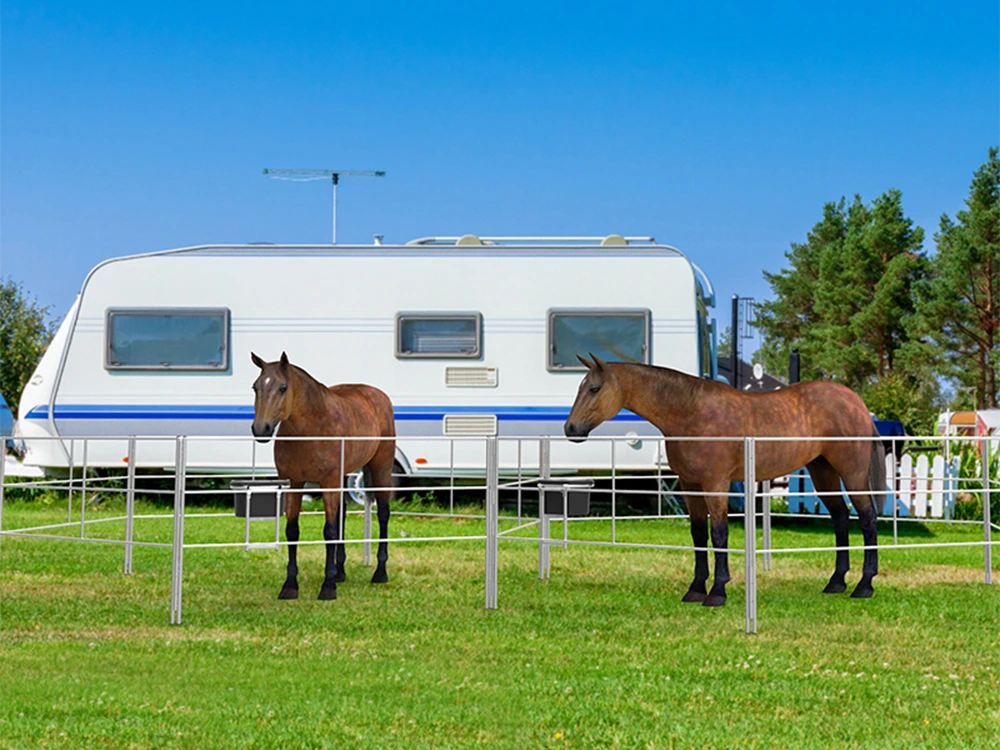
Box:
[283,366,333,433]
[611,363,699,436]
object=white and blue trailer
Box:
[17,235,720,476]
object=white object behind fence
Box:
[887,452,953,519]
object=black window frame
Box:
[105,307,231,372]
[546,308,651,372]
[395,312,483,359]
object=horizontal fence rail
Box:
[1,432,996,630]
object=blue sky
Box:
[2,1,997,347]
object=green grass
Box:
[1,496,998,749]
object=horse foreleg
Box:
[320,483,343,600]
[705,492,731,607]
[680,487,709,602]
[279,481,304,600]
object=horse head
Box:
[250,351,293,442]
[564,354,623,443]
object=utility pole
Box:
[262,168,385,244]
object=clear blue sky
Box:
[2,1,997,342]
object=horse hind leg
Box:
[807,459,850,594]
[844,475,878,599]
[333,493,347,583]
[319,482,344,600]
[366,443,394,584]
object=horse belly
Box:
[756,441,823,482]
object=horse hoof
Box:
[850,585,873,599]
[334,571,346,583]
[318,586,338,601]
[681,590,707,603]
[702,594,727,607]
[370,570,388,584]
[278,587,298,600]
[823,580,847,594]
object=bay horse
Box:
[564,355,886,606]
[251,352,396,601]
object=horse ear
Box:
[589,353,606,372]
[251,352,264,369]
[279,351,289,370]
[577,354,594,370]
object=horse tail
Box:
[868,423,887,516]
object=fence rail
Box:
[1,432,996,632]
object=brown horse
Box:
[564,356,885,606]
[251,352,396,601]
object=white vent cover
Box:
[445,366,498,387]
[443,414,498,436]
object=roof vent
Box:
[600,234,628,246]
[456,234,484,246]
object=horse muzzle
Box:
[251,421,275,443]
[564,421,592,443]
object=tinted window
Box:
[106,309,230,370]
[396,313,482,358]
[548,309,650,370]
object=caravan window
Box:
[106,308,230,371]
[547,309,650,371]
[396,313,482,358]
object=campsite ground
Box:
[2,497,997,749]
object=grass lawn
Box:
[1,495,998,749]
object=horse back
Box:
[325,383,396,437]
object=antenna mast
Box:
[262,168,386,244]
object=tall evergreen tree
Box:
[908,148,1000,408]
[757,190,925,392]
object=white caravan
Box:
[17,235,719,475]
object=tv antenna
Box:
[262,168,386,244]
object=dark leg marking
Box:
[682,516,709,603]
[704,516,730,607]
[851,505,878,599]
[334,498,347,583]
[371,500,390,584]
[279,518,300,600]
[823,497,851,594]
[319,521,338,600]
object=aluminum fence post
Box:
[79,440,88,539]
[170,437,188,625]
[743,437,757,634]
[485,437,499,609]
[762,479,771,571]
[0,442,5,555]
[124,437,137,575]
[983,436,993,585]
[67,439,74,524]
[890,443,898,545]
[538,438,552,579]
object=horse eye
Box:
[279,384,288,393]
[589,385,601,394]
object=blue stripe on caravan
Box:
[25,404,646,422]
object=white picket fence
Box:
[787,452,956,519]
[891,453,955,519]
